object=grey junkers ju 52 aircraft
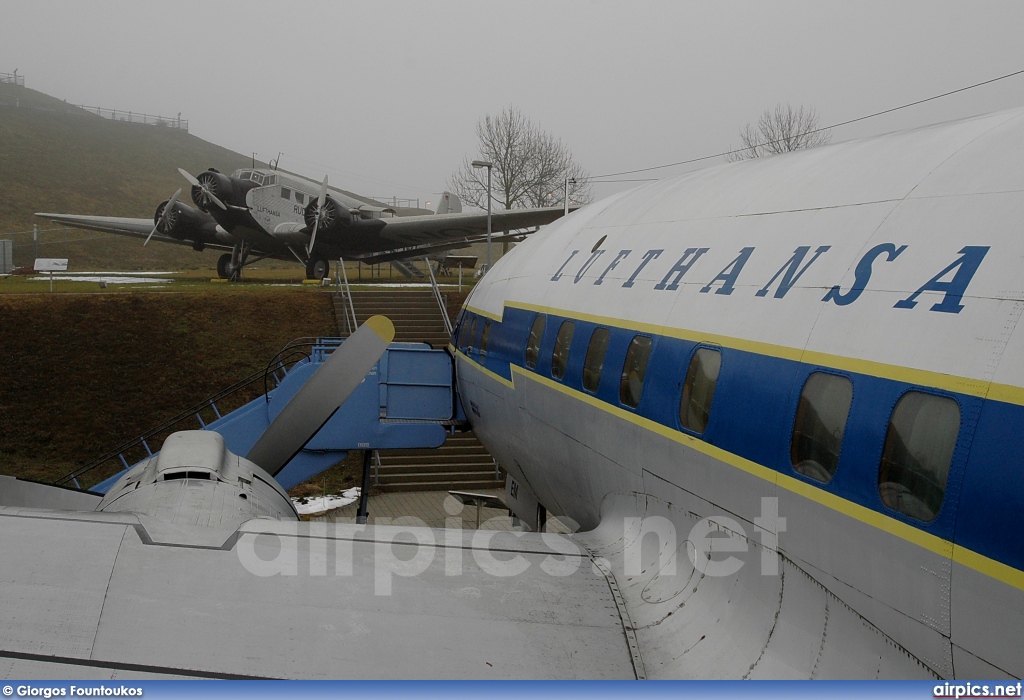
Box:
[37,166,571,280]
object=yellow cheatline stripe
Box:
[464,305,504,323]
[493,300,1024,406]
[954,546,1024,591]
[457,345,1024,590]
[455,349,514,389]
[985,382,1024,406]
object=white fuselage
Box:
[454,108,1024,679]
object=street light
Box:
[471,160,493,271]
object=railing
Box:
[424,257,453,336]
[337,257,358,336]
[261,337,344,400]
[0,72,24,86]
[54,339,331,490]
[74,105,188,131]
[369,196,421,209]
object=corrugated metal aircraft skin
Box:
[454,108,1024,679]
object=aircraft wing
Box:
[312,207,573,256]
[35,213,237,252]
[0,487,637,680]
[354,230,533,266]
[376,206,572,243]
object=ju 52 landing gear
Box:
[216,253,234,280]
[305,258,329,280]
[217,243,254,281]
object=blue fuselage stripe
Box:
[455,306,1024,574]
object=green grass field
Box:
[0,287,338,484]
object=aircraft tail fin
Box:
[436,192,462,215]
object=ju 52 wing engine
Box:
[151,196,222,250]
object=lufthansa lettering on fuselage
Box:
[550,244,990,315]
[255,204,282,218]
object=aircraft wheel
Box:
[216,254,233,279]
[306,258,329,280]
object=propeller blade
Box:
[144,188,182,246]
[246,315,395,476]
[307,175,329,255]
[307,218,320,257]
[178,167,227,210]
[143,223,159,247]
[177,167,200,187]
[317,174,328,210]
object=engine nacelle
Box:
[304,194,354,234]
[189,169,257,211]
[154,200,219,243]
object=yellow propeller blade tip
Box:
[364,315,396,343]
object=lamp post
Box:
[471,160,493,271]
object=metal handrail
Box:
[74,105,188,130]
[424,256,453,336]
[54,341,332,488]
[260,336,344,400]
[338,257,357,335]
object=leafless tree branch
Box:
[448,106,592,211]
[726,103,831,161]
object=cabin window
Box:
[582,328,610,393]
[878,391,960,522]
[551,321,575,380]
[680,347,721,433]
[790,372,851,483]
[619,336,652,408]
[281,187,292,200]
[480,321,491,356]
[295,192,305,205]
[525,315,545,369]
[457,316,472,350]
[464,317,478,352]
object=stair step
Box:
[379,481,504,493]
[333,288,493,493]
[380,464,499,474]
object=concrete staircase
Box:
[334,289,451,347]
[332,288,503,493]
[374,431,502,492]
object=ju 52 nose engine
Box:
[303,194,354,236]
[189,169,258,212]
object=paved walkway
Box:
[312,488,574,534]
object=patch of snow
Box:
[63,271,180,276]
[30,275,173,284]
[292,487,360,515]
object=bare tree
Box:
[726,104,831,161]
[448,106,591,212]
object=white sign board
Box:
[34,258,68,272]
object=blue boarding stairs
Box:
[89,339,466,494]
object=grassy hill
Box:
[0,289,338,484]
[0,80,287,271]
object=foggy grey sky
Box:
[4,0,1024,208]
